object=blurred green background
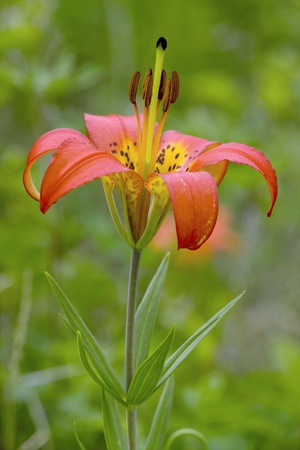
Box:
[1,0,299,449]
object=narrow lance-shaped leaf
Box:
[77,331,127,405]
[73,422,87,450]
[102,390,128,450]
[158,292,244,387]
[77,330,105,386]
[135,253,170,368]
[164,428,209,450]
[45,273,125,402]
[127,325,175,406]
[144,378,174,450]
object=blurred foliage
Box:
[1,0,300,449]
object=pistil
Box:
[143,37,167,179]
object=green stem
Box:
[125,248,142,449]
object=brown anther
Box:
[128,71,140,104]
[142,68,153,107]
[170,71,180,103]
[142,69,152,95]
[158,70,167,101]
[162,79,172,112]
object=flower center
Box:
[128,37,180,181]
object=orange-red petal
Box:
[23,128,86,201]
[156,130,218,170]
[159,171,219,250]
[84,114,140,148]
[40,137,131,213]
[189,142,278,216]
[84,113,142,169]
[155,130,228,184]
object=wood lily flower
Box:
[23,38,277,250]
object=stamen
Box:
[162,79,172,112]
[128,71,142,155]
[171,71,180,103]
[142,68,153,107]
[158,69,167,101]
[128,71,140,104]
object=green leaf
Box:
[164,428,209,450]
[73,422,87,450]
[45,272,125,403]
[77,330,104,386]
[77,331,127,406]
[102,390,128,450]
[135,253,170,368]
[158,292,244,387]
[127,325,175,406]
[144,378,174,450]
